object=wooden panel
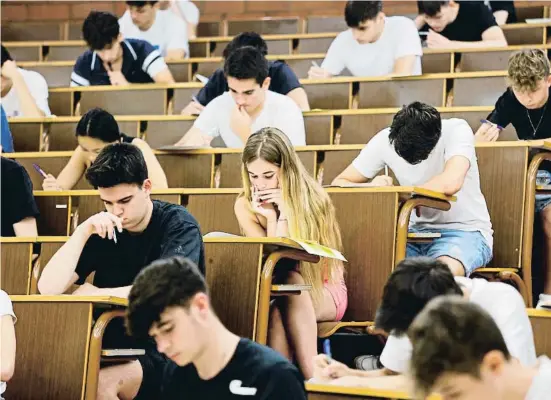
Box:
[504,27,545,45]
[530,314,551,356]
[305,115,332,145]
[197,21,221,37]
[228,18,300,35]
[8,46,40,62]
[11,123,41,152]
[204,242,261,338]
[308,392,395,400]
[80,90,166,115]
[195,60,224,81]
[46,122,78,151]
[39,242,65,275]
[2,22,61,41]
[36,196,70,236]
[285,57,325,80]
[305,83,349,110]
[28,65,72,88]
[516,6,546,22]
[189,42,208,58]
[440,110,518,141]
[185,193,240,235]
[330,192,398,320]
[7,302,91,400]
[358,79,445,108]
[143,120,195,149]
[306,16,347,33]
[49,91,73,116]
[321,150,361,185]
[422,53,452,73]
[157,154,213,188]
[1,243,32,295]
[168,63,191,83]
[460,50,514,72]
[476,146,527,268]
[339,114,394,144]
[68,22,83,40]
[47,45,87,61]
[173,87,204,115]
[297,37,333,54]
[209,39,290,57]
[15,156,91,190]
[453,76,508,107]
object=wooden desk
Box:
[6,295,127,400]
[306,383,441,400]
[528,308,551,356]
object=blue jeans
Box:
[536,170,551,213]
[407,229,493,276]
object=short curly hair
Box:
[507,49,551,92]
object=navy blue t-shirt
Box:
[195,61,302,106]
[71,39,167,86]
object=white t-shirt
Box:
[193,91,306,148]
[119,10,189,57]
[1,68,52,117]
[380,277,537,373]
[321,16,422,77]
[526,356,551,400]
[0,290,16,395]
[352,118,493,247]
[170,0,200,25]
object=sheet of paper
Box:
[293,239,347,262]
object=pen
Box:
[191,95,200,103]
[323,338,332,360]
[480,119,504,130]
[112,228,117,244]
[385,165,389,176]
[32,163,48,179]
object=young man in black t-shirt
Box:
[181,32,309,115]
[37,143,205,399]
[126,256,307,400]
[415,1,507,49]
[475,49,551,297]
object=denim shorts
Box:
[406,229,493,276]
[536,170,551,213]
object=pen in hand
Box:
[32,163,48,179]
[480,119,504,130]
[323,338,332,362]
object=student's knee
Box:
[98,361,142,400]
[437,256,465,277]
[541,206,551,236]
[97,368,122,400]
[286,270,305,285]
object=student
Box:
[487,1,517,25]
[158,0,200,40]
[475,49,551,295]
[175,47,306,148]
[181,32,309,115]
[119,1,189,59]
[37,143,204,398]
[0,290,16,397]
[313,257,537,385]
[1,106,14,153]
[42,108,168,191]
[308,1,422,79]
[71,11,175,87]
[1,45,51,117]
[409,296,550,400]
[124,256,308,399]
[1,157,39,237]
[234,128,347,379]
[333,102,493,277]
[415,1,508,49]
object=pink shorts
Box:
[325,279,348,321]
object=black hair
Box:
[388,102,442,165]
[1,45,12,67]
[82,11,120,51]
[344,1,382,27]
[375,257,463,335]
[126,1,158,7]
[222,32,268,59]
[76,108,121,143]
[224,46,269,86]
[417,1,450,17]
[126,257,207,339]
[85,142,148,188]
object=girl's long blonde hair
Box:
[240,127,344,305]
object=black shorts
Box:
[135,349,174,399]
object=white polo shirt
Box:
[119,9,189,57]
[2,68,52,117]
[0,290,16,395]
[193,91,306,148]
[380,277,537,373]
[321,16,423,77]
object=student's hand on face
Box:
[230,105,252,134]
[1,60,20,80]
[474,123,501,142]
[181,101,205,116]
[371,175,393,187]
[308,66,332,80]
[251,187,277,220]
[72,282,99,296]
[255,188,284,209]
[426,29,451,49]
[312,354,353,382]
[42,174,63,191]
[82,211,123,240]
[107,70,130,86]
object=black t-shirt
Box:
[487,87,551,140]
[489,1,517,24]
[1,157,39,237]
[195,61,302,106]
[158,338,307,399]
[75,200,205,287]
[421,2,498,42]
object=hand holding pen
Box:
[475,119,503,143]
[33,164,62,191]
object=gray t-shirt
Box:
[526,356,551,400]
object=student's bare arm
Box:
[153,67,175,84]
[493,10,509,25]
[165,49,186,60]
[234,197,269,237]
[0,315,16,382]
[329,373,408,390]
[73,283,132,298]
[332,164,370,186]
[53,148,88,190]
[175,126,213,146]
[393,55,418,76]
[414,15,426,30]
[286,87,311,111]
[420,155,470,196]
[2,61,45,117]
[13,217,38,237]
[132,139,168,188]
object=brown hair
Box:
[408,296,511,399]
[507,49,550,92]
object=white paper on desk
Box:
[195,74,209,84]
[526,18,551,24]
[292,239,347,262]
